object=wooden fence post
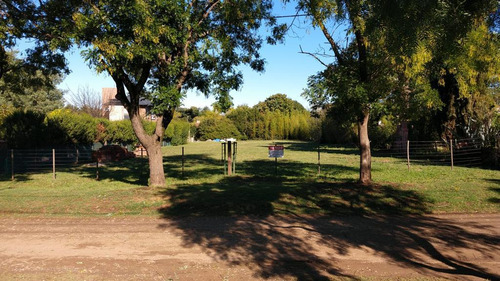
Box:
[227,141,232,176]
[450,139,454,170]
[96,160,100,180]
[407,140,410,171]
[181,146,185,178]
[318,144,321,175]
[11,149,14,181]
[52,149,56,179]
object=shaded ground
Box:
[0,214,499,281]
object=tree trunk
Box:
[147,142,165,187]
[128,111,167,187]
[358,111,371,184]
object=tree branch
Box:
[135,62,152,92]
[110,73,131,110]
[316,20,344,65]
[298,45,329,68]
[198,0,220,26]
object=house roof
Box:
[102,88,152,107]
[139,98,152,107]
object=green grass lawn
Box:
[0,140,498,217]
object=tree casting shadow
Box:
[157,176,500,280]
[486,178,500,205]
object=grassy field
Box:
[0,140,498,217]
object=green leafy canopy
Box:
[69,0,283,116]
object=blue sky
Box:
[55,3,337,109]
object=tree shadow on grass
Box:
[76,154,225,185]
[75,148,358,185]
[77,158,150,186]
[486,179,500,205]
[0,173,32,182]
[238,159,358,178]
[158,177,500,280]
[262,141,361,156]
[162,153,224,180]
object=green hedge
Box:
[0,109,190,148]
[196,115,242,141]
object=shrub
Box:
[1,110,48,148]
[46,109,98,145]
[105,120,137,144]
[196,115,242,141]
[164,119,190,146]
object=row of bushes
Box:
[0,109,191,148]
[193,106,320,141]
[2,102,335,151]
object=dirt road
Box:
[0,214,499,280]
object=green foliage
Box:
[1,2,69,84]
[164,119,190,146]
[105,120,138,145]
[177,107,200,122]
[65,0,282,121]
[368,117,397,149]
[0,107,183,148]
[404,19,500,142]
[104,119,156,145]
[0,51,64,114]
[301,0,499,150]
[195,115,242,141]
[1,109,110,148]
[46,109,100,145]
[255,93,307,114]
[227,97,316,141]
[317,109,356,144]
[1,110,48,148]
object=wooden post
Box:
[318,144,321,175]
[222,143,227,175]
[407,140,410,171]
[96,160,100,180]
[181,146,185,178]
[450,139,454,170]
[232,142,237,174]
[52,149,56,179]
[76,148,79,164]
[221,143,224,162]
[10,149,14,181]
[275,156,278,176]
[227,141,232,176]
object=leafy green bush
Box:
[164,119,190,146]
[105,120,137,144]
[1,110,48,148]
[46,109,98,145]
[368,116,397,149]
[227,105,316,141]
[195,115,242,141]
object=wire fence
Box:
[372,137,484,168]
[0,147,93,177]
[0,137,494,180]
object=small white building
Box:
[102,88,153,121]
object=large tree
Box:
[1,1,70,119]
[0,51,64,113]
[298,0,497,184]
[1,1,69,83]
[60,0,280,186]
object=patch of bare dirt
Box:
[0,214,499,280]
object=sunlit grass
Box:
[0,140,498,217]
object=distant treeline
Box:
[0,94,320,149]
